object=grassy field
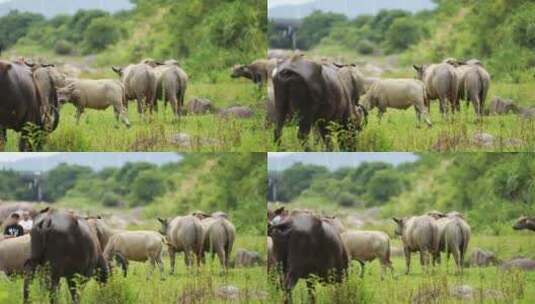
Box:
[268,233,535,304]
[0,235,268,304]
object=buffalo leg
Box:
[75,106,84,124]
[115,252,128,277]
[284,272,298,304]
[49,274,60,304]
[23,260,35,304]
[297,117,312,148]
[216,247,227,270]
[114,104,131,128]
[358,260,365,278]
[136,96,144,117]
[67,277,79,304]
[404,247,411,275]
[156,255,164,275]
[273,85,290,145]
[169,248,177,274]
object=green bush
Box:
[102,192,122,207]
[357,39,375,55]
[83,17,121,53]
[54,39,74,55]
[131,170,166,206]
[337,192,356,207]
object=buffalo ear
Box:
[111,66,122,75]
[157,217,166,224]
[412,65,422,72]
[39,207,50,214]
[392,217,401,224]
[42,63,55,68]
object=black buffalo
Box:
[0,60,59,151]
[268,208,349,303]
[272,56,366,148]
[23,208,108,304]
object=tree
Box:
[131,170,166,205]
[296,11,347,50]
[83,17,121,52]
[366,170,403,204]
[385,17,422,53]
[43,164,93,202]
[0,11,44,49]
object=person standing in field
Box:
[19,211,33,234]
[3,213,24,238]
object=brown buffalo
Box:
[23,208,108,304]
[0,61,60,151]
[272,56,366,147]
[414,63,459,116]
[268,208,348,303]
[193,212,236,270]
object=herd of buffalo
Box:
[267,206,535,303]
[232,51,499,147]
[0,57,188,151]
[0,205,249,303]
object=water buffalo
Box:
[468,248,499,267]
[269,209,348,303]
[231,59,277,87]
[57,79,131,127]
[29,64,65,120]
[451,62,490,118]
[414,63,459,116]
[112,63,157,116]
[433,216,471,271]
[23,208,108,304]
[393,215,438,274]
[272,56,366,147]
[0,234,30,275]
[362,78,432,127]
[157,215,203,273]
[194,213,236,270]
[0,61,60,151]
[152,63,188,117]
[103,230,165,277]
[513,216,535,231]
[341,230,393,279]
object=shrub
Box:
[338,192,355,207]
[357,39,375,55]
[55,39,74,55]
[101,192,122,207]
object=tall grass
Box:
[269,234,535,303]
[0,236,267,304]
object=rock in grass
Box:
[450,285,474,300]
[218,106,254,119]
[468,248,499,267]
[472,132,494,148]
[500,258,535,271]
[216,285,240,300]
[186,98,214,115]
[169,133,192,147]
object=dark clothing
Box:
[4,223,24,237]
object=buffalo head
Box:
[157,217,168,235]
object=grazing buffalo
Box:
[112,63,157,116]
[0,61,60,151]
[29,63,65,120]
[269,208,348,303]
[0,234,30,275]
[231,59,277,87]
[393,215,439,274]
[57,79,131,127]
[362,78,432,127]
[103,230,165,277]
[513,216,535,231]
[273,56,366,146]
[23,208,108,304]
[341,230,393,279]
[157,215,204,273]
[414,63,459,115]
[194,212,236,270]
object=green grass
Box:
[269,234,535,303]
[0,235,267,304]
